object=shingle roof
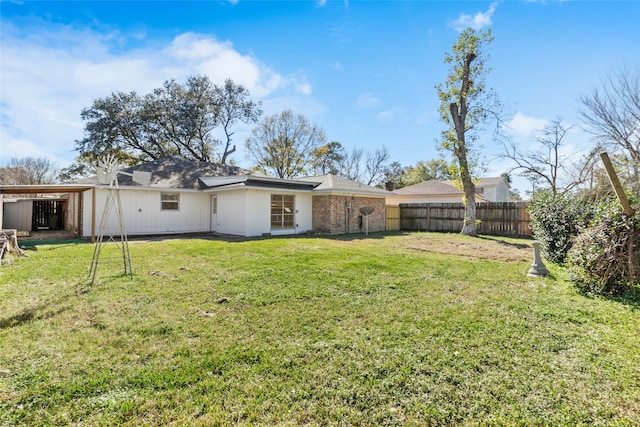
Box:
[394,180,462,196]
[297,174,393,196]
[80,156,260,189]
[445,177,508,188]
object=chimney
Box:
[385,181,394,191]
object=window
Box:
[271,194,295,229]
[161,193,180,210]
[211,196,217,214]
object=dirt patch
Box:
[401,235,533,262]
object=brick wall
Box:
[312,195,386,234]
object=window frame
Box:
[270,194,295,229]
[161,192,180,211]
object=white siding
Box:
[246,190,270,236]
[217,188,313,237]
[83,187,210,237]
[216,190,248,236]
[82,186,315,238]
[2,200,33,231]
[496,182,510,202]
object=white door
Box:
[210,195,218,232]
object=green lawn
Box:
[1,232,639,426]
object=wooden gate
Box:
[32,200,64,230]
[385,205,400,231]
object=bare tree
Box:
[338,148,364,182]
[364,147,391,186]
[0,157,58,184]
[579,67,640,188]
[499,117,590,195]
[334,146,390,185]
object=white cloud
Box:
[502,112,548,140]
[0,21,310,167]
[450,2,498,32]
[377,109,396,124]
[356,92,382,108]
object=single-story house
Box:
[0,157,393,239]
[386,176,510,205]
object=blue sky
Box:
[1,0,639,194]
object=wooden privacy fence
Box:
[397,202,531,237]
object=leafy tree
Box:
[74,75,261,169]
[500,117,591,196]
[400,159,453,188]
[311,141,345,175]
[381,161,408,189]
[0,157,58,185]
[579,67,640,193]
[436,28,498,236]
[246,110,326,178]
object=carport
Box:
[0,184,94,240]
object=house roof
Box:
[79,156,260,190]
[393,180,463,196]
[297,174,393,196]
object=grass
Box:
[1,232,639,426]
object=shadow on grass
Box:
[476,234,533,249]
[575,286,640,310]
[126,231,405,244]
[0,303,70,329]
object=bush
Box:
[528,191,593,263]
[568,199,640,294]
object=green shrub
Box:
[528,191,592,263]
[568,199,640,294]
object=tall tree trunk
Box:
[449,51,478,236]
[221,142,235,164]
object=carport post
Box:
[91,187,96,243]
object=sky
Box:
[1,0,639,195]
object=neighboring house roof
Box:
[389,179,487,202]
[77,156,260,190]
[443,177,509,189]
[394,180,463,196]
[298,174,393,196]
[200,175,319,191]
